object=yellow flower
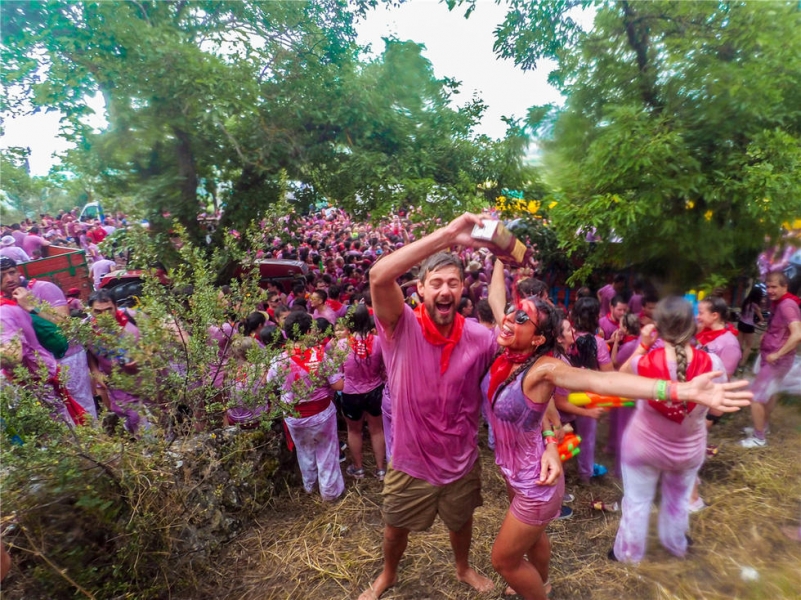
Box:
[548,201,558,209]
[685,200,695,210]
[704,210,713,221]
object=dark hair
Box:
[284,310,313,341]
[654,297,696,382]
[570,297,601,370]
[576,286,592,299]
[490,297,563,401]
[419,252,464,283]
[517,277,548,300]
[621,312,641,336]
[314,317,333,336]
[292,282,306,296]
[741,286,764,311]
[700,296,728,322]
[291,298,307,311]
[610,294,628,308]
[613,274,627,285]
[459,297,473,316]
[88,289,116,307]
[242,311,266,337]
[350,304,373,336]
[312,289,328,303]
[476,299,494,324]
[259,324,284,349]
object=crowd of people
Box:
[1,207,800,598]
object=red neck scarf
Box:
[695,324,737,347]
[638,347,712,423]
[348,333,373,359]
[0,297,17,306]
[488,350,531,405]
[622,334,638,344]
[605,312,619,326]
[290,345,325,377]
[775,292,801,309]
[414,305,465,374]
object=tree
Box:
[464,0,801,287]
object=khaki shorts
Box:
[382,460,483,532]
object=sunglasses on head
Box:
[506,305,531,325]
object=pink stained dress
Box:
[481,369,564,526]
[613,352,725,564]
[698,330,741,379]
[376,304,497,486]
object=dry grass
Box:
[203,401,801,600]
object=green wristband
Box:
[542,430,555,437]
[656,380,668,401]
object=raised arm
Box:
[370,213,486,337]
[488,258,507,326]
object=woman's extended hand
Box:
[681,371,753,412]
[537,444,562,486]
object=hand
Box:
[444,213,487,248]
[681,371,753,412]
[639,324,657,349]
[554,427,566,444]
[766,353,780,365]
[537,444,562,486]
[11,287,35,313]
[585,407,606,420]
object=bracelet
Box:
[554,424,562,431]
[544,436,558,445]
[655,380,669,402]
[542,430,555,438]
[669,382,679,402]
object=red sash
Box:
[414,305,465,374]
[775,293,801,309]
[638,348,712,423]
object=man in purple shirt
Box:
[21,226,51,260]
[9,224,26,248]
[359,213,497,600]
[597,274,626,317]
[599,295,628,340]
[741,272,801,448]
[0,236,30,263]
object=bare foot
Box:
[456,567,494,593]
[358,571,397,600]
[781,526,801,542]
[504,580,551,597]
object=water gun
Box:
[567,392,635,409]
[557,432,581,462]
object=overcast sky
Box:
[2,0,573,177]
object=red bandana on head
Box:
[637,347,712,424]
[414,305,465,374]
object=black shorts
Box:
[738,321,755,334]
[341,384,384,420]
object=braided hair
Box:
[491,297,564,400]
[653,297,696,382]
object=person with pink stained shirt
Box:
[607,313,642,478]
[309,289,337,325]
[21,225,51,259]
[741,272,801,448]
[569,297,614,483]
[597,274,626,317]
[696,297,742,379]
[359,214,499,600]
[20,277,97,420]
[338,305,386,481]
[483,268,750,599]
[611,298,730,564]
[599,295,628,341]
[0,236,31,263]
[269,310,344,502]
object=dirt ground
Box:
[204,400,801,600]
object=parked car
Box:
[79,202,105,223]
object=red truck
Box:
[17,246,92,301]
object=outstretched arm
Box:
[488,258,507,326]
[369,213,487,337]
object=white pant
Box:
[285,403,344,501]
[613,462,699,563]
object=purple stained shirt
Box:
[626,353,725,471]
[312,305,338,325]
[615,338,640,368]
[699,330,741,378]
[574,330,612,367]
[90,259,116,289]
[21,234,47,258]
[599,314,621,340]
[481,369,563,502]
[760,298,801,368]
[0,246,30,263]
[628,293,643,315]
[11,230,26,248]
[338,334,385,395]
[598,284,616,316]
[0,302,58,378]
[376,304,497,486]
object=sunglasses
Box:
[506,305,531,325]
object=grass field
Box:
[201,397,801,600]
